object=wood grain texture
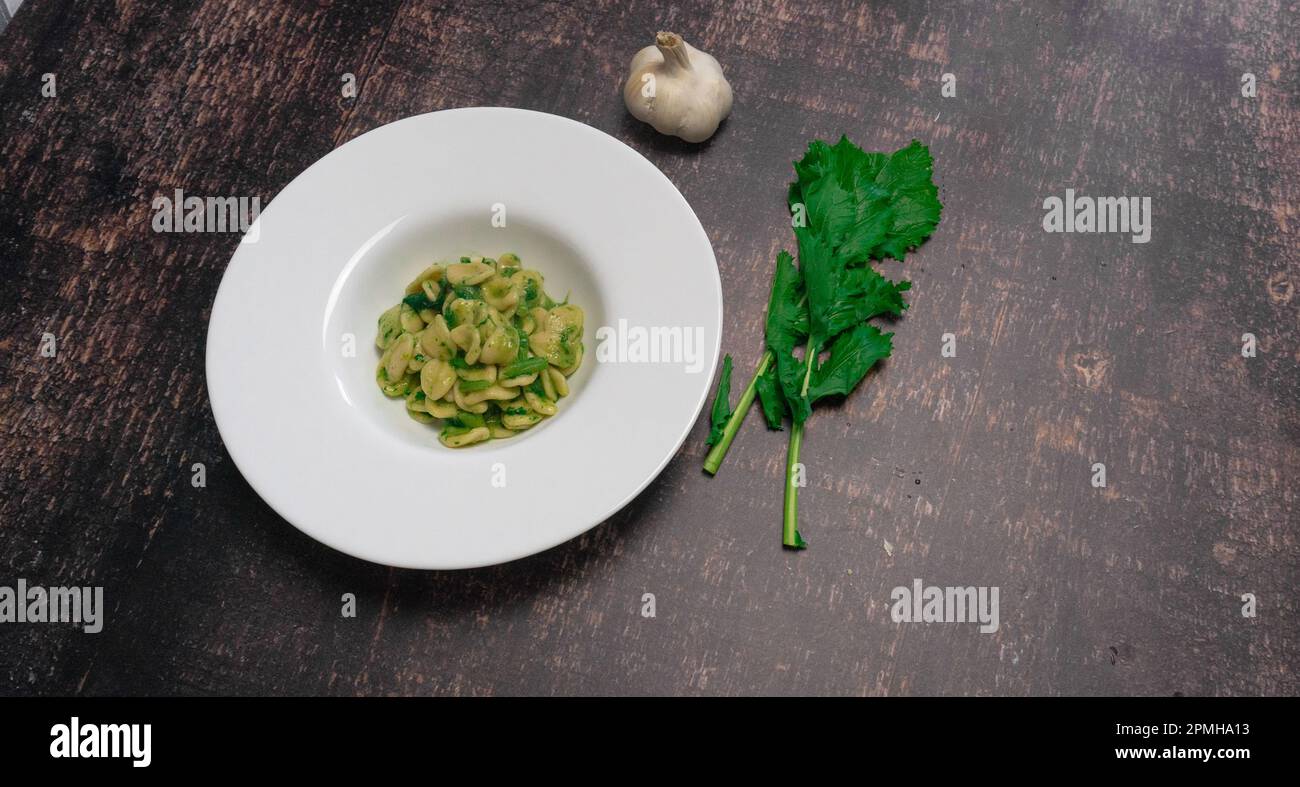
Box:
[0,0,1295,696]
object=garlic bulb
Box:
[623,32,733,143]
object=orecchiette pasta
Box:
[375,254,584,448]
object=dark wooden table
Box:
[1,0,1296,696]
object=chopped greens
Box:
[403,291,435,312]
[501,356,549,378]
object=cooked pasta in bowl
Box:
[207,107,721,569]
[375,253,585,447]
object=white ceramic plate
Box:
[206,108,722,569]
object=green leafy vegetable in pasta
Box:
[702,136,942,549]
[501,356,550,378]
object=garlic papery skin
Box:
[623,31,733,143]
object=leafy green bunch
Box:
[703,137,942,548]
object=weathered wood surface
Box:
[0,0,1295,696]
